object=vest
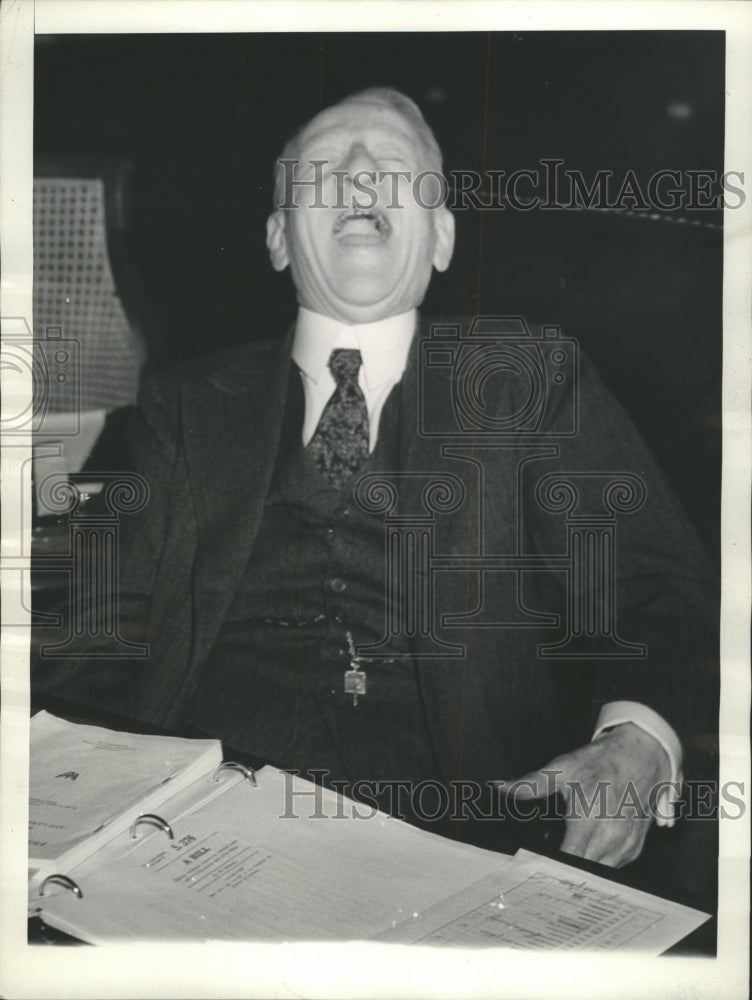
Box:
[183,370,445,820]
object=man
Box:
[34,88,718,869]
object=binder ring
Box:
[39,874,83,900]
[211,761,257,787]
[130,813,174,840]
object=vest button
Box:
[329,577,347,593]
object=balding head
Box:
[274,88,444,209]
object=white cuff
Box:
[593,701,683,828]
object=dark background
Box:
[34,31,724,558]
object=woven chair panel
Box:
[34,177,142,412]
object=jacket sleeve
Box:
[31,371,185,718]
[521,347,719,764]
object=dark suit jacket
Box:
[34,317,719,786]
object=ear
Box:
[432,206,455,273]
[266,210,289,271]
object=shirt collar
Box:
[292,307,417,390]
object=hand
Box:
[499,723,670,868]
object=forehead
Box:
[296,101,422,151]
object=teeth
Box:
[333,208,390,236]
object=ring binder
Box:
[39,874,83,899]
[211,761,257,787]
[130,813,174,840]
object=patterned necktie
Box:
[308,348,369,488]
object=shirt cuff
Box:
[593,701,683,828]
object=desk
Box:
[28,695,717,954]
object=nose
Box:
[339,142,379,178]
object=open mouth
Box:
[332,206,391,243]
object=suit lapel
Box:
[182,329,294,670]
[394,315,458,497]
[396,317,501,782]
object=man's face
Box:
[266,100,455,324]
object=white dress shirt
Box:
[291,307,682,824]
[293,306,416,453]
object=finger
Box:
[496,766,566,801]
[582,837,622,866]
[588,841,637,868]
[559,817,597,859]
[564,815,626,864]
[578,821,644,867]
[595,828,650,869]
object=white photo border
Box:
[1,2,749,998]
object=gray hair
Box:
[273,87,443,208]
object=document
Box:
[29,711,222,878]
[32,765,709,953]
[31,766,510,943]
[379,850,710,953]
